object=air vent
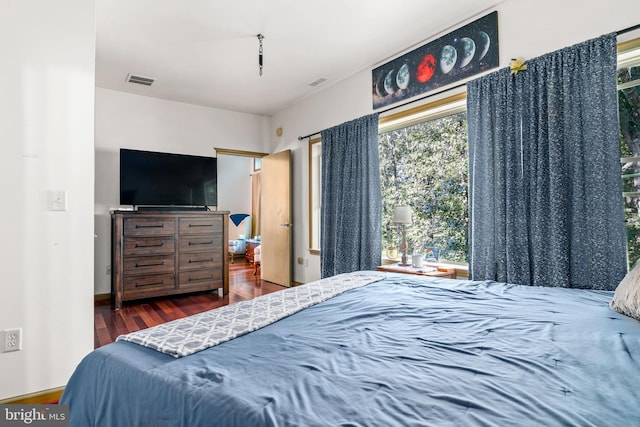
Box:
[309,77,327,87]
[126,74,155,86]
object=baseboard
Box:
[94,293,111,305]
[0,387,64,404]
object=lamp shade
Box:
[392,205,412,224]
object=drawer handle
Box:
[189,241,213,246]
[135,261,165,267]
[135,280,165,288]
[135,242,165,248]
[188,224,213,227]
[188,258,213,264]
[136,224,165,229]
[188,275,214,282]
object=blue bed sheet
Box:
[61,274,640,426]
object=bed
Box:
[61,272,640,426]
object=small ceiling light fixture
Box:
[257,34,264,76]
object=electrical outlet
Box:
[106,265,111,275]
[3,328,22,352]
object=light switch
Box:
[49,190,67,211]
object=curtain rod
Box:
[618,23,640,36]
[297,22,640,142]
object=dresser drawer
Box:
[178,268,222,290]
[124,255,175,275]
[179,234,221,253]
[179,216,222,235]
[179,250,222,271]
[124,236,175,256]
[123,273,176,294]
[124,217,175,236]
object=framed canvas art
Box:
[372,11,499,109]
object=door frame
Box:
[215,148,293,286]
[214,148,269,159]
[214,147,268,260]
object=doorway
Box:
[215,148,292,287]
[216,149,263,265]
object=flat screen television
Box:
[120,148,217,208]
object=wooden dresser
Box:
[111,210,229,309]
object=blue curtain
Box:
[321,113,382,278]
[467,34,627,290]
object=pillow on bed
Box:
[610,261,640,321]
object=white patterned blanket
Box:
[117,272,383,357]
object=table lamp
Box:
[392,205,412,266]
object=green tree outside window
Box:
[619,62,640,268]
[380,112,468,263]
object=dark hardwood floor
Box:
[94,258,286,348]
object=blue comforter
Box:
[61,274,640,426]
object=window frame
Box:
[378,92,467,133]
[378,92,469,278]
[617,37,640,267]
[306,93,469,271]
[308,137,322,254]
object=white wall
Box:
[0,0,95,400]
[94,88,268,295]
[271,0,640,284]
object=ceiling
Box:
[96,0,499,116]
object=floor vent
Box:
[126,74,155,86]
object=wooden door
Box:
[260,150,292,286]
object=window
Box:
[379,94,468,263]
[307,96,468,262]
[309,137,322,253]
[618,41,640,267]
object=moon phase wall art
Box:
[372,11,499,109]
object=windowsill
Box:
[381,256,469,279]
[306,252,469,279]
